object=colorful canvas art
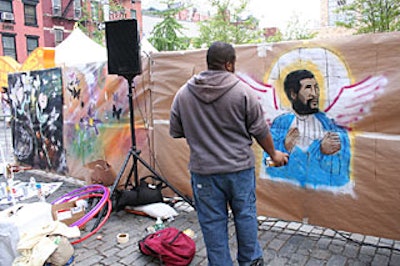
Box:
[8,68,67,173]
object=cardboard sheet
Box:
[149,32,400,240]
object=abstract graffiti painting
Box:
[8,67,67,173]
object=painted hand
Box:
[285,127,299,152]
[320,132,341,155]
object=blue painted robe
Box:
[264,112,351,188]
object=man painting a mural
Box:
[169,41,288,266]
[265,69,351,188]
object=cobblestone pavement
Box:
[1,121,400,265]
[2,169,399,266]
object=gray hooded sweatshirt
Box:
[169,70,269,175]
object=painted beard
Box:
[292,98,319,115]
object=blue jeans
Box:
[191,168,263,266]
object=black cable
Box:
[334,229,400,252]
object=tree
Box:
[335,0,400,33]
[76,1,125,45]
[282,13,318,41]
[76,2,103,45]
[147,0,191,51]
[192,0,264,48]
[265,13,317,43]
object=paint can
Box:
[264,157,276,167]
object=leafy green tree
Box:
[76,4,97,41]
[76,1,125,45]
[192,0,264,48]
[335,0,400,33]
[265,30,283,43]
[147,0,191,51]
[282,14,318,41]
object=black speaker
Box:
[105,19,142,76]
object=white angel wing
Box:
[236,72,283,125]
[324,75,388,129]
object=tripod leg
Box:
[124,149,140,188]
[124,161,135,188]
[133,152,194,208]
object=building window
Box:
[52,0,61,16]
[90,2,99,21]
[130,9,136,19]
[54,28,63,45]
[24,4,37,25]
[0,0,13,13]
[0,0,14,22]
[74,0,81,20]
[26,36,38,55]
[2,35,16,60]
[328,0,354,26]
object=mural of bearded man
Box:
[265,69,351,189]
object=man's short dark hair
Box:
[207,41,236,70]
[284,69,315,101]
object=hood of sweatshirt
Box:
[187,70,239,104]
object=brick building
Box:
[0,0,142,64]
[317,0,355,38]
[0,0,45,63]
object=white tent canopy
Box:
[55,27,108,66]
[55,27,158,67]
[141,37,158,55]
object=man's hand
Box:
[320,132,341,155]
[285,127,299,152]
[270,151,289,167]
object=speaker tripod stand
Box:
[91,74,194,231]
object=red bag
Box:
[139,227,196,266]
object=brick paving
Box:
[1,121,400,265]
